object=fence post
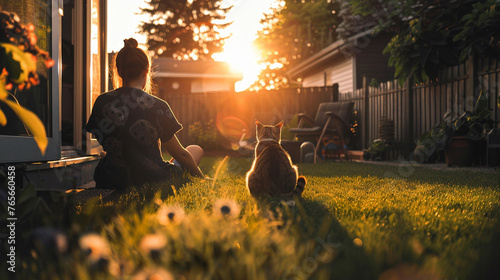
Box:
[332,83,339,101]
[405,78,414,157]
[465,54,476,111]
[362,76,369,149]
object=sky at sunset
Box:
[107,0,278,91]
[107,0,149,52]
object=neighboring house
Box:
[152,57,243,98]
[287,30,394,94]
[1,0,108,189]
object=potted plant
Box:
[444,91,493,166]
[411,90,493,165]
[411,118,454,164]
[365,139,389,161]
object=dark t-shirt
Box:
[85,87,183,189]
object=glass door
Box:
[86,0,107,155]
[0,0,61,163]
[61,0,106,156]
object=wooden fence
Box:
[162,56,499,160]
[339,56,500,158]
[163,87,333,145]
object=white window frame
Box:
[85,0,106,155]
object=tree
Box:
[251,0,340,90]
[339,0,500,84]
[140,0,231,60]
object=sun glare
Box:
[108,0,282,91]
[213,42,261,92]
[213,0,281,92]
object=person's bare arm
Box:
[162,135,205,178]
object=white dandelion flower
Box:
[108,259,122,278]
[79,233,111,263]
[139,233,167,254]
[132,267,174,280]
[157,204,185,225]
[213,198,241,218]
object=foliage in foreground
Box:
[0,9,55,154]
[1,159,499,279]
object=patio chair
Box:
[289,101,354,163]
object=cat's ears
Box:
[255,120,283,128]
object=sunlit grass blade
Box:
[212,155,229,188]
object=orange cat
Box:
[246,121,306,198]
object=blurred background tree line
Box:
[252,0,340,90]
[140,0,500,90]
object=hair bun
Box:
[123,38,139,49]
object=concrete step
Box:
[22,156,100,190]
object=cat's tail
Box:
[294,176,306,196]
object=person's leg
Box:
[186,145,204,165]
[169,145,204,166]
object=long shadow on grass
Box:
[465,217,500,279]
[297,161,500,279]
[260,197,375,280]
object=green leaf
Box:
[3,99,47,155]
[0,43,36,84]
[474,90,489,115]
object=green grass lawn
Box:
[6,157,500,279]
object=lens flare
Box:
[215,115,249,143]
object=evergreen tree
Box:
[140,0,230,60]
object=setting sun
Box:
[108,0,282,91]
[212,41,261,92]
[212,0,281,92]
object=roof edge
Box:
[286,29,376,79]
[153,72,243,79]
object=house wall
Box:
[355,33,394,88]
[191,78,233,93]
[154,77,238,99]
[302,55,354,93]
[154,77,192,98]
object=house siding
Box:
[302,55,353,93]
[154,78,192,97]
[191,79,233,93]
